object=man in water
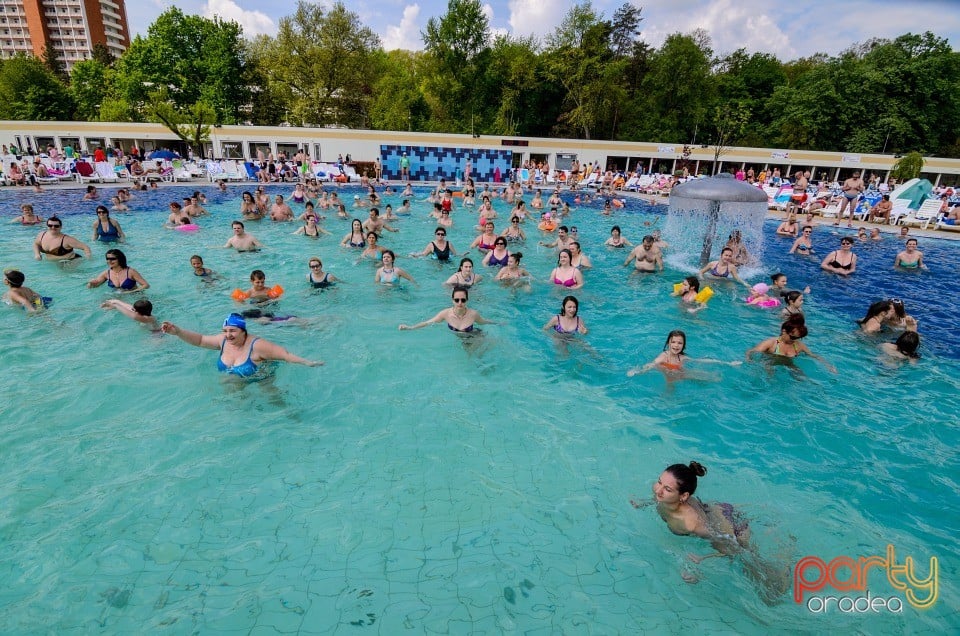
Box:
[224,221,263,251]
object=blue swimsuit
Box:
[217,337,260,377]
[106,268,137,290]
[487,251,509,267]
[95,221,120,242]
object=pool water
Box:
[1,185,957,633]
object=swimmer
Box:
[499,216,526,242]
[224,221,263,251]
[238,269,279,302]
[34,216,92,261]
[780,291,804,320]
[627,330,735,375]
[87,249,149,293]
[2,269,47,312]
[270,195,295,221]
[724,231,750,266]
[161,313,322,377]
[605,225,632,248]
[569,242,592,269]
[167,202,191,226]
[359,232,388,260]
[880,326,921,362]
[539,225,573,250]
[745,316,836,373]
[189,255,217,278]
[638,461,791,604]
[341,219,366,248]
[789,226,814,255]
[857,300,896,334]
[672,276,708,314]
[362,208,398,234]
[624,235,663,273]
[92,205,125,243]
[481,238,510,268]
[11,203,43,225]
[101,298,159,330]
[399,286,496,332]
[444,257,482,287]
[550,249,584,289]
[894,239,926,270]
[699,247,749,287]
[375,250,416,285]
[293,214,332,238]
[306,257,339,288]
[110,196,129,212]
[820,237,857,275]
[745,283,779,308]
[413,227,461,262]
[775,214,798,237]
[297,201,325,222]
[469,221,498,252]
[495,252,532,283]
[543,295,588,335]
[769,272,810,296]
[869,228,881,241]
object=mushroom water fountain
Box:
[663,174,770,270]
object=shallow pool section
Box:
[0,184,957,632]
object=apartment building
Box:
[0,0,129,70]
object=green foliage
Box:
[256,1,381,128]
[69,60,111,121]
[0,55,73,120]
[147,88,216,152]
[891,151,925,181]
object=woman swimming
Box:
[87,249,149,293]
[340,219,366,248]
[413,228,460,262]
[628,330,734,375]
[444,258,482,287]
[399,286,495,333]
[499,216,526,242]
[495,252,532,284]
[11,203,43,225]
[469,221,498,252]
[481,238,510,268]
[820,237,858,276]
[161,313,322,377]
[745,316,836,372]
[92,205,125,243]
[780,291,804,320]
[375,250,416,286]
[306,257,339,288]
[699,247,750,288]
[788,226,814,255]
[894,239,926,270]
[605,225,632,248]
[550,249,584,289]
[33,216,92,261]
[857,300,896,334]
[542,295,588,335]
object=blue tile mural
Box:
[381,145,513,182]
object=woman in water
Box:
[481,238,510,268]
[698,247,749,287]
[569,242,592,269]
[893,239,926,270]
[414,227,461,262]
[359,232,388,260]
[627,330,732,375]
[745,317,836,372]
[605,225,632,248]
[375,250,416,286]
[399,286,495,332]
[788,226,814,255]
[87,249,149,293]
[11,203,43,225]
[33,216,92,261]
[293,215,331,238]
[306,257,338,288]
[340,219,366,248]
[444,257,482,287]
[775,214,798,237]
[639,461,791,603]
[880,326,921,361]
[161,313,322,377]
[469,221,498,252]
[550,249,584,289]
[92,205,125,243]
[724,230,750,266]
[543,295,588,335]
[240,191,261,220]
[780,291,804,320]
[857,300,896,334]
[495,252,532,284]
[671,276,709,313]
[820,237,857,275]
[499,216,526,242]
[190,255,217,278]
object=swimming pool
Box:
[1,184,957,633]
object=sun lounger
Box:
[74,161,100,183]
[897,199,941,229]
[95,162,120,183]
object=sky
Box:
[129,0,960,60]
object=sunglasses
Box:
[309,264,321,268]
[436,232,446,236]
[453,298,467,304]
[47,224,61,228]
[105,256,118,261]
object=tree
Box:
[70,59,111,121]
[0,55,73,120]
[421,0,492,133]
[110,8,248,123]
[147,88,216,153]
[369,50,430,132]
[710,101,751,172]
[41,43,67,81]
[609,2,643,59]
[256,1,381,127]
[891,151,924,181]
[639,33,714,143]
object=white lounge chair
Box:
[897,199,942,229]
[887,199,913,225]
[206,160,226,182]
[219,160,244,182]
[74,161,100,183]
[95,162,119,183]
[172,159,195,182]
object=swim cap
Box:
[223,313,247,331]
[752,283,769,294]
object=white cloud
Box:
[382,4,422,51]
[202,0,276,36]
[508,0,566,39]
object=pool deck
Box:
[7,179,958,242]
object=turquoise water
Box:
[1,185,957,633]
